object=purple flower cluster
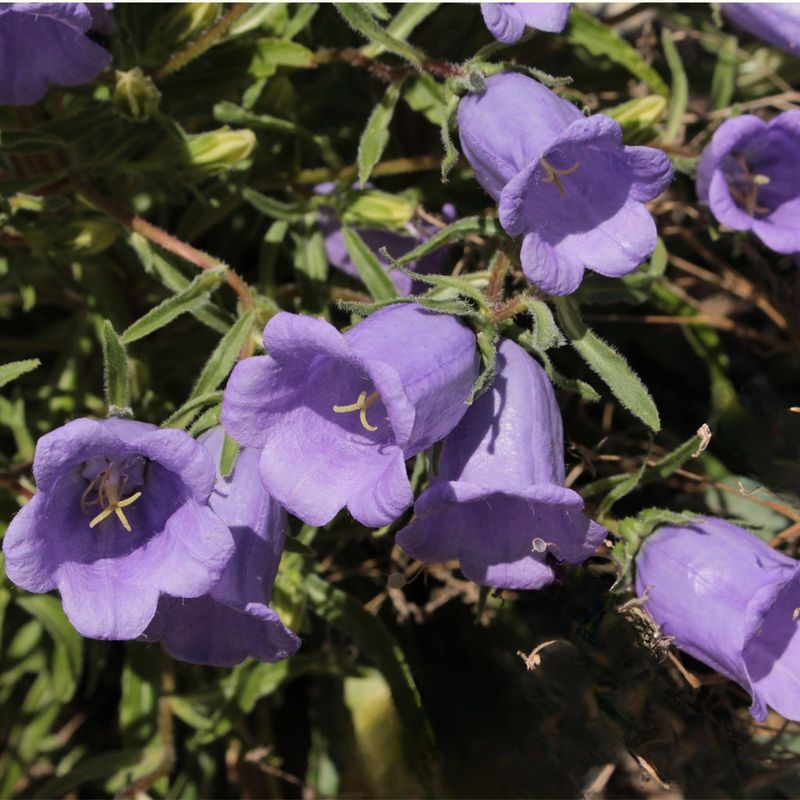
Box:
[0,3,112,105]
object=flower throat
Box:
[80,462,142,532]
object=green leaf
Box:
[16,595,83,703]
[242,187,309,221]
[34,750,145,799]
[126,233,232,334]
[395,215,503,266]
[402,74,445,125]
[292,213,329,311]
[304,574,436,787]
[710,34,738,110]
[120,267,227,345]
[525,299,566,352]
[99,320,130,413]
[0,358,40,390]
[162,391,223,429]
[363,2,390,21]
[119,643,160,748]
[341,227,399,301]
[363,3,438,57]
[357,80,404,187]
[219,433,240,477]
[250,37,314,73]
[661,30,688,144]
[566,8,669,96]
[0,128,64,154]
[553,297,660,431]
[335,3,426,66]
[191,310,255,400]
[580,433,702,500]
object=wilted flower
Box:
[481,3,571,42]
[396,339,606,589]
[636,517,800,723]
[696,111,800,254]
[0,3,112,105]
[222,304,479,528]
[457,73,673,295]
[317,188,457,296]
[722,4,800,55]
[2,418,234,640]
[145,428,300,666]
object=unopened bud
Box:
[340,190,416,229]
[605,95,667,143]
[113,68,161,122]
[64,219,118,254]
[181,127,257,176]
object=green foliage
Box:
[2,4,798,798]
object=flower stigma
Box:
[726,153,771,216]
[81,463,143,532]
[539,157,581,198]
[332,390,381,432]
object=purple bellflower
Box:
[0,3,112,106]
[145,428,300,666]
[696,111,800,254]
[396,339,606,590]
[481,3,571,43]
[222,304,479,529]
[457,73,674,295]
[2,418,235,640]
[636,517,800,723]
[722,4,800,56]
[319,202,457,296]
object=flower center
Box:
[725,153,771,217]
[539,157,581,198]
[332,390,381,432]
[80,463,143,532]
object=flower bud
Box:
[340,190,416,229]
[180,127,257,176]
[113,68,161,122]
[605,95,667,143]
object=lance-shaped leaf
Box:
[395,216,503,266]
[357,80,404,187]
[553,296,660,431]
[341,227,399,301]
[0,359,40,390]
[121,267,227,344]
[99,320,130,413]
[335,3,426,65]
[363,3,439,57]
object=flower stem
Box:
[152,3,252,82]
[75,183,254,312]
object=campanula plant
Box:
[0,3,112,105]
[145,428,300,667]
[3,418,235,640]
[222,304,479,528]
[697,111,800,254]
[636,517,800,723]
[457,73,674,295]
[397,339,606,589]
[481,3,572,42]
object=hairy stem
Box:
[76,183,254,312]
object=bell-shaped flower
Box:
[696,111,800,254]
[722,4,800,56]
[222,304,479,528]
[396,339,606,590]
[0,3,112,105]
[636,517,800,723]
[481,3,571,43]
[319,203,457,297]
[2,418,234,640]
[144,428,300,666]
[457,73,673,295]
